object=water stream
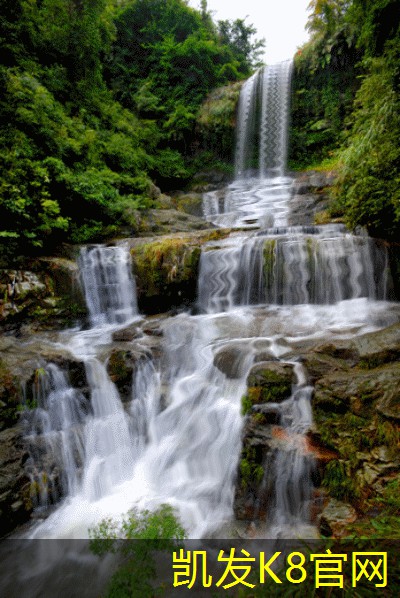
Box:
[21,62,398,544]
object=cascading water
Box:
[203,61,293,229]
[78,244,138,326]
[19,62,398,549]
[235,61,292,178]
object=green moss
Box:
[263,240,276,281]
[241,387,263,415]
[239,447,264,489]
[107,351,132,386]
[249,370,292,402]
[131,230,230,299]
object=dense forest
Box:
[0,0,263,260]
[0,0,399,259]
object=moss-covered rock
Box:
[243,362,294,413]
[129,230,230,314]
[234,361,295,521]
[106,348,151,402]
[0,358,21,431]
[196,81,242,166]
[295,325,400,535]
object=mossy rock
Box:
[242,362,294,413]
[0,259,87,330]
[130,230,229,314]
[107,349,150,402]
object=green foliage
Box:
[333,57,400,239]
[239,447,264,488]
[291,0,400,243]
[89,504,186,598]
[322,459,359,501]
[0,0,262,258]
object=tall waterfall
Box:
[203,61,294,229]
[235,61,292,179]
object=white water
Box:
[78,245,138,327]
[23,62,399,542]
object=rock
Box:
[106,348,151,402]
[0,259,86,330]
[314,362,400,417]
[319,499,357,537]
[246,362,294,404]
[134,209,212,236]
[129,230,230,314]
[0,425,32,536]
[172,192,204,217]
[213,345,247,379]
[112,324,142,342]
[298,351,350,384]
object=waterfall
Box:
[19,63,398,550]
[198,226,391,313]
[79,244,138,327]
[203,61,294,229]
[235,61,292,179]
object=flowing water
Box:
[21,62,399,546]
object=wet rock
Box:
[129,230,229,314]
[314,362,400,417]
[0,425,32,536]
[319,499,357,537]
[213,346,247,379]
[112,324,142,342]
[246,362,294,404]
[106,348,150,402]
[298,351,350,384]
[172,192,204,217]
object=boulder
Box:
[106,348,151,402]
[314,362,400,417]
[213,345,247,379]
[0,259,86,330]
[245,362,294,405]
[129,230,230,314]
[319,499,357,537]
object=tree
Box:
[218,18,265,73]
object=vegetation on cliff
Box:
[0,0,263,260]
[290,0,400,241]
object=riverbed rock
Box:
[314,362,400,416]
[106,348,152,402]
[213,346,247,379]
